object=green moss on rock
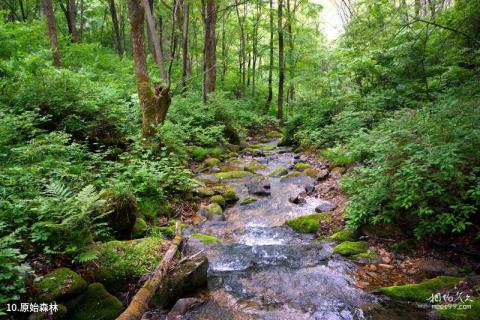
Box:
[304,168,319,178]
[206,203,223,215]
[437,298,480,320]
[265,131,283,139]
[333,241,369,256]
[286,213,332,233]
[280,171,302,182]
[210,195,226,207]
[131,218,148,238]
[328,229,356,242]
[93,237,163,292]
[204,158,220,167]
[30,304,67,320]
[194,187,215,197]
[352,250,378,260]
[223,190,239,203]
[38,268,87,302]
[294,162,311,170]
[244,161,267,173]
[269,167,289,177]
[378,276,462,302]
[191,233,221,244]
[240,197,258,205]
[67,283,123,320]
[214,171,253,180]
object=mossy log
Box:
[116,224,183,320]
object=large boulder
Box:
[37,268,87,302]
[154,256,209,307]
[66,283,124,320]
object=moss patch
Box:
[214,171,253,180]
[286,213,332,233]
[204,157,220,167]
[280,171,302,182]
[328,229,356,242]
[269,167,288,177]
[131,218,148,238]
[194,187,215,197]
[191,233,221,244]
[244,161,267,173]
[378,276,462,302]
[352,250,378,260]
[294,162,311,170]
[333,241,369,256]
[210,195,226,207]
[206,203,223,215]
[437,298,480,320]
[67,283,124,320]
[391,239,417,253]
[304,168,319,178]
[92,237,164,292]
[240,197,258,205]
[38,268,87,302]
[265,131,283,139]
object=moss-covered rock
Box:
[328,229,356,242]
[206,203,223,215]
[352,250,378,260]
[223,190,239,203]
[286,213,332,234]
[30,304,68,320]
[191,233,221,244]
[280,171,302,182]
[268,167,289,177]
[102,190,138,237]
[240,197,258,205]
[66,283,123,320]
[92,237,163,292]
[210,195,226,207]
[244,161,267,173]
[204,158,220,167]
[391,239,417,253]
[303,168,319,178]
[219,165,244,172]
[437,298,480,320]
[37,268,87,302]
[265,131,283,139]
[333,241,369,256]
[378,276,462,302]
[194,187,215,197]
[131,218,148,238]
[214,171,253,180]
[294,162,311,170]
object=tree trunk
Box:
[181,0,189,93]
[128,0,171,138]
[143,0,167,83]
[286,0,295,108]
[44,0,63,68]
[79,0,84,41]
[277,0,284,122]
[201,0,217,102]
[109,0,124,56]
[117,224,183,320]
[265,0,274,112]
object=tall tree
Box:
[277,0,285,122]
[128,0,171,138]
[265,0,274,111]
[201,0,217,103]
[109,0,124,56]
[60,0,80,42]
[181,0,190,92]
[235,0,246,93]
[43,0,63,67]
[143,0,167,83]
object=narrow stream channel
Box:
[177,139,430,320]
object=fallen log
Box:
[117,223,183,320]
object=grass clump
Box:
[378,276,462,302]
[333,241,369,256]
[286,213,332,233]
[214,171,253,180]
[191,233,221,244]
[191,147,223,161]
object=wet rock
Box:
[416,259,462,278]
[167,298,204,320]
[37,268,87,302]
[288,195,307,205]
[305,185,315,194]
[268,167,289,177]
[314,201,337,212]
[66,283,123,320]
[154,256,209,307]
[316,169,330,181]
[294,154,301,159]
[246,177,271,196]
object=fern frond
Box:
[44,182,72,200]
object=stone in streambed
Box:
[244,161,267,173]
[246,177,271,196]
[167,298,205,320]
[268,167,289,177]
[303,168,319,178]
[288,195,306,205]
[317,169,330,181]
[315,201,337,212]
[154,256,208,307]
[305,185,315,194]
[286,213,332,234]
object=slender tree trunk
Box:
[79,0,84,41]
[128,0,171,138]
[109,0,124,56]
[286,0,295,108]
[277,0,284,122]
[181,0,189,93]
[142,0,167,83]
[265,0,274,112]
[201,0,217,102]
[44,0,63,67]
[68,0,79,42]
[221,12,227,86]
[252,1,260,97]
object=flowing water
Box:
[177,141,430,320]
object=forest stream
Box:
[148,137,431,320]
